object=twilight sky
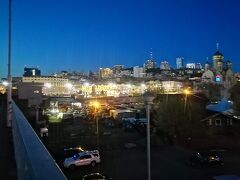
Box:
[0,0,240,77]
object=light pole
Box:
[93,101,100,149]
[7,0,12,127]
[184,88,190,115]
[144,92,154,180]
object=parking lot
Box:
[43,117,240,180]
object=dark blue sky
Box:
[0,0,240,77]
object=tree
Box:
[198,83,222,102]
[229,84,240,115]
[151,94,207,142]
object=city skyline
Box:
[0,0,240,77]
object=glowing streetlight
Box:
[184,89,191,95]
[44,83,52,88]
[65,83,73,89]
[2,81,9,86]
[93,101,100,109]
[183,88,191,118]
[141,83,147,94]
[84,82,90,86]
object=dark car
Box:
[82,173,112,180]
[189,151,224,167]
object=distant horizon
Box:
[1,46,240,78]
[1,0,240,78]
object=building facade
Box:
[23,67,41,77]
[176,57,184,69]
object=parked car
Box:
[82,173,112,180]
[63,146,85,158]
[189,151,224,167]
[63,150,101,169]
[40,127,48,137]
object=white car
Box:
[63,150,101,169]
[40,127,48,137]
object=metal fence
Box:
[12,101,67,180]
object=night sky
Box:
[0,0,240,77]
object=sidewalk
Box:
[0,94,17,180]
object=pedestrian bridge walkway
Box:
[0,94,66,180]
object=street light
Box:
[143,92,155,180]
[7,0,12,127]
[2,81,9,87]
[44,82,52,88]
[66,82,73,89]
[92,101,100,149]
[184,88,191,114]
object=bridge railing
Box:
[12,101,67,180]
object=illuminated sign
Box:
[215,75,221,82]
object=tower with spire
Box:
[144,48,157,70]
[202,43,235,97]
[212,43,224,72]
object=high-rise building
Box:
[144,50,157,70]
[23,67,41,77]
[195,63,202,69]
[176,57,184,69]
[186,63,195,69]
[133,66,145,78]
[160,61,170,70]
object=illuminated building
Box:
[112,65,125,77]
[119,68,133,77]
[195,63,202,69]
[176,57,184,69]
[22,76,69,95]
[144,50,157,70]
[186,63,195,69]
[79,81,184,98]
[213,43,224,71]
[202,43,235,91]
[202,61,214,82]
[23,66,41,77]
[160,61,170,70]
[133,66,145,78]
[99,68,113,79]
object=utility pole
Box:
[144,93,154,180]
[7,0,12,127]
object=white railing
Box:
[12,101,67,180]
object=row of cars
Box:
[189,151,224,167]
[190,151,240,180]
[62,147,112,180]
